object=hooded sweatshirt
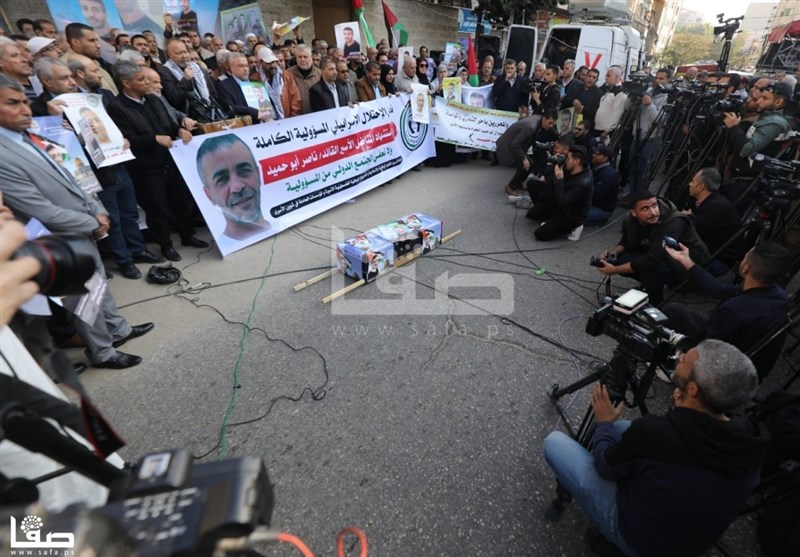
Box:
[592,408,769,557]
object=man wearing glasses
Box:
[544,339,768,557]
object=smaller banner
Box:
[457,9,491,34]
[444,42,463,73]
[461,84,494,109]
[30,116,102,197]
[272,16,310,38]
[556,107,581,134]
[410,84,430,124]
[398,46,414,60]
[432,97,518,151]
[221,2,269,43]
[56,93,135,168]
[335,22,363,59]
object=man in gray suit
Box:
[0,74,152,369]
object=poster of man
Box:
[411,83,430,124]
[195,134,272,254]
[58,93,134,168]
[461,85,494,109]
[334,22,362,60]
[442,77,461,103]
[220,2,268,43]
[398,46,415,60]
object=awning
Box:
[767,20,800,43]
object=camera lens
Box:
[13,235,97,296]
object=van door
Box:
[503,25,538,75]
[575,26,613,79]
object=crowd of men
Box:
[0,12,798,557]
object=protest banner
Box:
[410,84,430,124]
[461,84,494,109]
[272,16,310,38]
[431,97,518,152]
[335,22,363,59]
[170,94,435,257]
[30,116,102,198]
[56,93,135,168]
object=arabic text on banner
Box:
[55,93,135,168]
[170,94,434,257]
[432,97,519,152]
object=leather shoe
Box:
[133,250,166,264]
[113,323,154,347]
[162,246,182,261]
[94,351,142,369]
[181,236,209,248]
[118,262,142,280]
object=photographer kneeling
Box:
[543,339,768,557]
[663,241,790,380]
[595,191,711,306]
[526,145,593,241]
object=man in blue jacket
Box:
[586,144,619,225]
[544,339,768,557]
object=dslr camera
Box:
[13,234,97,296]
[590,253,618,267]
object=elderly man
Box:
[594,66,628,136]
[217,52,268,123]
[61,23,117,94]
[394,56,418,93]
[544,339,768,556]
[29,57,76,117]
[0,37,40,100]
[108,61,208,262]
[310,58,348,112]
[257,49,302,119]
[143,30,165,63]
[159,37,227,122]
[286,44,321,114]
[0,75,153,368]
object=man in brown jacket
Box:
[258,48,302,119]
[355,61,387,102]
[285,43,320,114]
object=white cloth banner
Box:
[170,94,434,257]
[432,97,519,152]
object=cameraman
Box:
[530,64,561,116]
[663,241,790,380]
[527,145,593,241]
[544,339,768,557]
[595,191,711,306]
[627,68,671,195]
[724,81,793,164]
[503,110,558,197]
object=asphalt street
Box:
[73,159,794,556]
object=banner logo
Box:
[399,102,428,151]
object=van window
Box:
[542,29,580,69]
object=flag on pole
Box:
[382,1,408,47]
[353,0,375,48]
[467,36,479,86]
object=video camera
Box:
[534,141,566,166]
[585,289,688,366]
[712,97,745,118]
[0,401,275,557]
[523,77,544,94]
[752,153,800,210]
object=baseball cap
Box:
[766,81,792,101]
[257,48,278,64]
[27,37,56,57]
[594,144,615,159]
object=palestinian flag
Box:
[467,36,479,86]
[382,1,408,47]
[353,0,375,48]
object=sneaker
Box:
[507,194,525,203]
[568,225,584,241]
[515,197,533,209]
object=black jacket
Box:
[554,166,593,221]
[593,408,768,557]
[689,264,790,377]
[688,191,747,265]
[158,64,226,122]
[562,84,603,123]
[491,77,525,112]
[309,79,348,113]
[216,77,259,122]
[107,93,180,174]
[592,162,620,213]
[531,82,561,115]
[619,198,711,276]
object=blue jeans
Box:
[543,422,636,556]
[586,206,612,226]
[97,166,145,265]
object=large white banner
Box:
[171,95,434,257]
[432,97,519,152]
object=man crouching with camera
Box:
[544,339,768,557]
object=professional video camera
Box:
[0,402,275,556]
[13,234,96,296]
[523,77,544,93]
[622,77,649,101]
[712,97,745,121]
[533,141,566,166]
[752,153,800,210]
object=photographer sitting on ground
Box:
[544,339,768,557]
[515,133,571,209]
[594,190,711,306]
[503,109,558,197]
[586,144,619,226]
[526,145,593,241]
[663,240,790,381]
